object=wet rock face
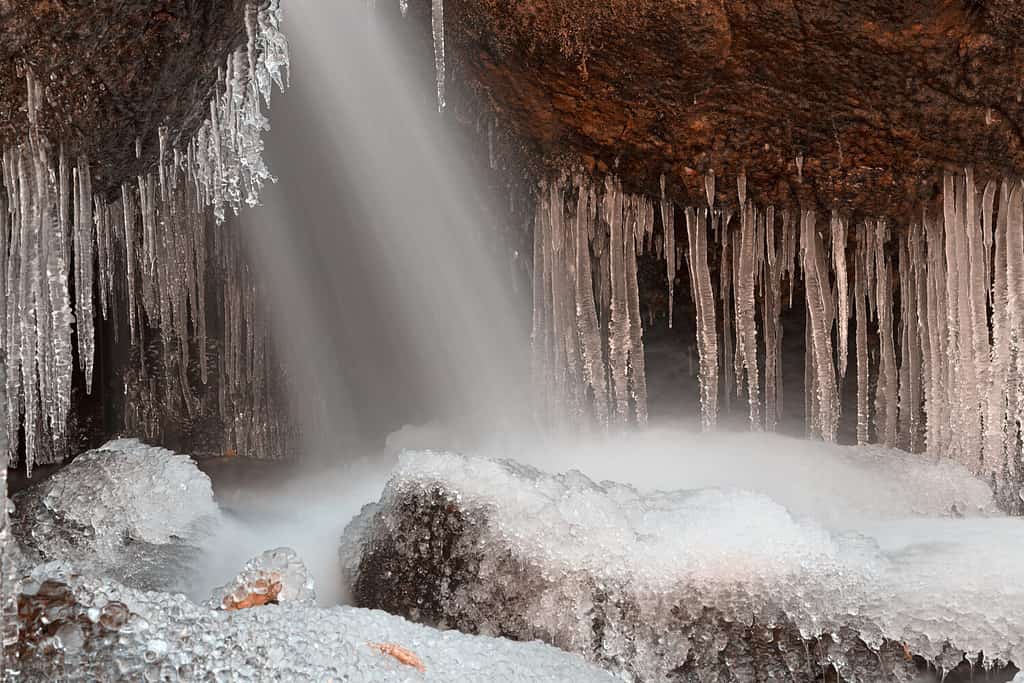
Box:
[447,0,1024,219]
[0,0,248,195]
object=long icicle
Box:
[685,206,719,430]
[661,175,676,328]
[734,174,761,428]
[801,209,838,441]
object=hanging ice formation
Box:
[684,205,719,430]
[531,168,1023,501]
[0,0,290,475]
[431,0,446,111]
[531,175,650,426]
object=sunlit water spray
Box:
[191,0,530,603]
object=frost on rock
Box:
[14,562,615,682]
[209,547,316,610]
[11,439,216,591]
[344,449,1023,681]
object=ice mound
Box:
[11,439,217,591]
[208,547,316,609]
[15,562,615,682]
[343,449,1023,681]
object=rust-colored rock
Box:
[446,0,1024,220]
[0,0,249,196]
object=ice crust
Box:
[207,546,316,609]
[11,439,216,589]
[346,446,1024,680]
[16,562,615,682]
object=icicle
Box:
[986,181,1012,472]
[531,185,553,422]
[924,209,949,456]
[704,170,716,210]
[660,175,676,328]
[964,170,991,464]
[605,177,631,423]
[685,207,719,429]
[625,199,648,425]
[1004,182,1024,483]
[983,179,996,308]
[801,209,838,441]
[831,211,849,380]
[75,157,95,393]
[734,180,761,428]
[720,214,734,415]
[431,0,446,111]
[763,205,782,431]
[731,206,743,400]
[574,176,608,424]
[873,219,898,447]
[121,183,138,344]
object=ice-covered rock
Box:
[14,562,615,682]
[11,439,217,591]
[342,449,1023,682]
[208,546,316,610]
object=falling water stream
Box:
[192,0,532,604]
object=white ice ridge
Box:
[17,562,616,682]
[0,0,290,473]
[531,170,1024,500]
[367,447,1023,676]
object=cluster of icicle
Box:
[0,0,289,476]
[531,175,651,426]
[532,169,1024,494]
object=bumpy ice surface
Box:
[207,546,316,609]
[347,441,1024,674]
[11,439,217,590]
[18,562,616,682]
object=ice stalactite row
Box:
[0,73,76,475]
[918,172,1024,493]
[531,175,649,427]
[532,169,1023,501]
[0,0,289,474]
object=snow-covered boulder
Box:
[15,562,615,682]
[341,450,1023,682]
[208,546,316,610]
[11,439,217,591]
